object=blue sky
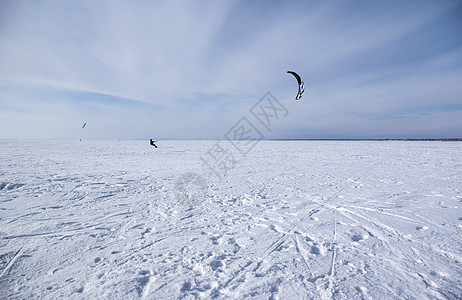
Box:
[1,0,461,139]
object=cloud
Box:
[0,0,461,139]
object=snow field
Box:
[0,140,461,299]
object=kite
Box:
[287,71,305,100]
[82,123,86,128]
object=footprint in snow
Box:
[210,234,222,245]
[310,244,327,256]
[351,233,364,242]
[139,270,153,276]
[180,281,192,292]
[416,225,429,231]
[210,259,224,271]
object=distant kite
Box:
[287,71,305,100]
[82,123,86,128]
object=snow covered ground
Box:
[0,140,461,299]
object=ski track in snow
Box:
[0,140,461,299]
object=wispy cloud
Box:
[1,0,461,139]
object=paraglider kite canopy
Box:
[287,71,305,100]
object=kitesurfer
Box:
[150,139,158,148]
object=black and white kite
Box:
[287,71,305,100]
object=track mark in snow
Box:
[329,209,337,277]
[0,246,24,278]
[315,210,339,300]
[349,205,417,222]
[336,206,400,237]
[139,270,156,299]
[6,212,40,224]
[221,191,344,298]
[221,190,345,297]
[0,182,25,191]
[221,260,254,291]
[262,204,328,258]
[293,234,310,271]
[416,272,438,288]
[355,286,372,300]
[325,210,338,298]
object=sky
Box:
[0,0,461,140]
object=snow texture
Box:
[0,140,461,299]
